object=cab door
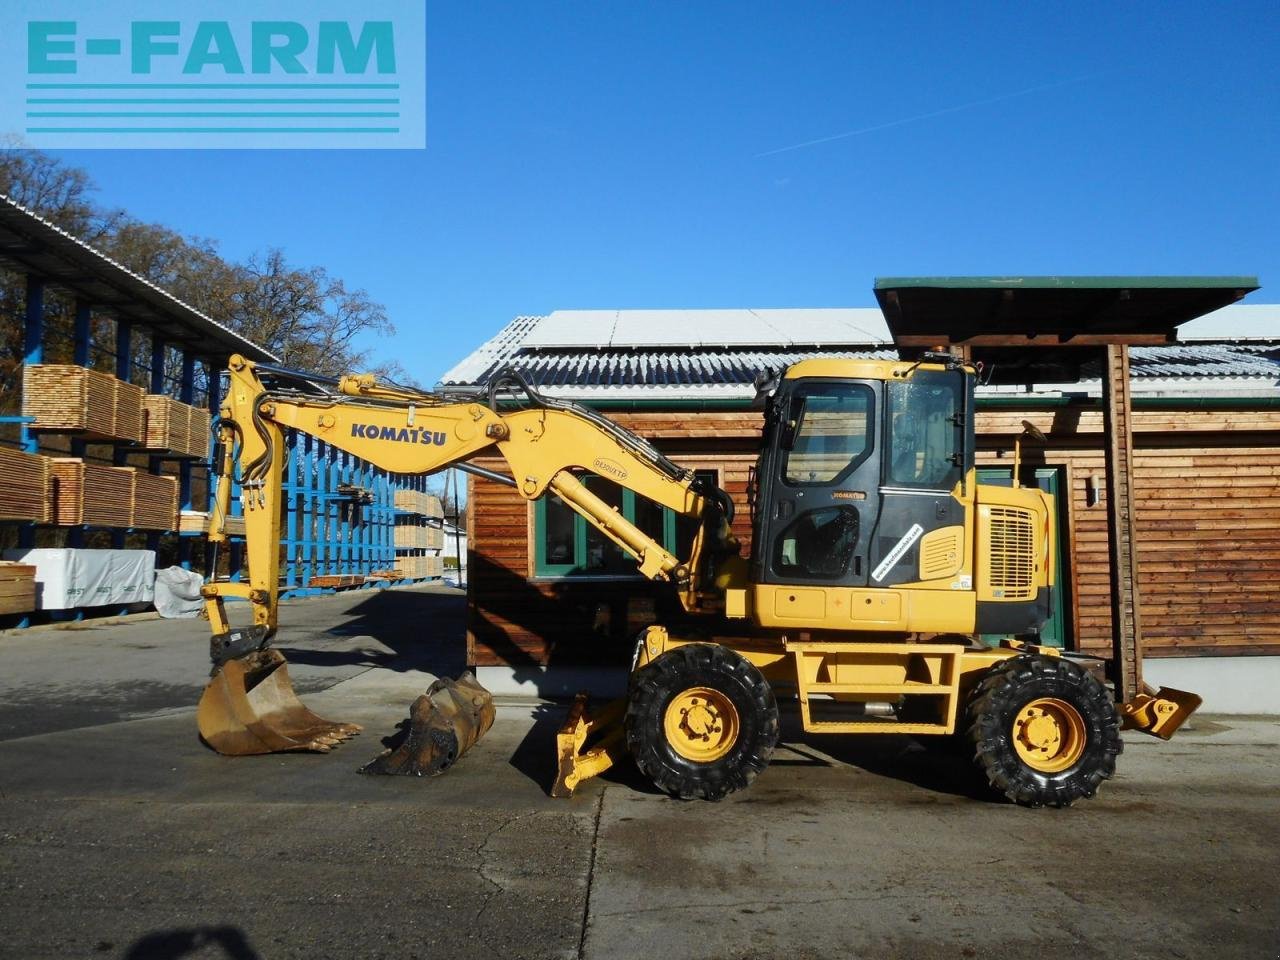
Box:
[870,368,972,588]
[754,379,881,587]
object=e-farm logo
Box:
[5,1,425,150]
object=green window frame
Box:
[533,470,716,578]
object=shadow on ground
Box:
[120,926,260,960]
[275,587,468,678]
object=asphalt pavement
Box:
[1,585,1276,960]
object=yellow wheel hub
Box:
[1012,697,1086,773]
[663,687,739,763]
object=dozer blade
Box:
[197,649,362,755]
[359,671,495,777]
[551,693,625,798]
[1119,685,1204,740]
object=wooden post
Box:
[1101,344,1143,702]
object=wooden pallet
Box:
[0,446,50,522]
[49,459,134,527]
[0,562,36,615]
[309,574,366,589]
[22,365,143,443]
[368,568,400,580]
[129,470,179,530]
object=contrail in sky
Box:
[754,73,1103,158]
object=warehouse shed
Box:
[442,293,1280,711]
[0,194,444,624]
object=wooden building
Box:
[440,300,1280,709]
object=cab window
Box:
[885,370,963,490]
[782,382,874,485]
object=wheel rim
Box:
[1012,697,1086,773]
[663,687,739,763]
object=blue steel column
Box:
[285,431,298,587]
[177,352,196,568]
[145,335,166,552]
[111,320,132,548]
[66,299,93,549]
[18,277,44,549]
[205,363,223,578]
[300,433,314,586]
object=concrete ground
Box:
[1,585,1277,960]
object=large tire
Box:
[966,655,1122,808]
[625,643,778,801]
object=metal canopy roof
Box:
[874,276,1259,349]
[0,194,276,363]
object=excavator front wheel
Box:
[626,643,777,801]
[966,655,1121,808]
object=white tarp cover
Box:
[1,548,156,610]
[154,565,205,619]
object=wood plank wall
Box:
[467,409,1280,666]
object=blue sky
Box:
[57,1,1279,385]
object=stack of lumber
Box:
[128,470,179,530]
[141,396,212,457]
[22,365,143,443]
[309,574,365,589]
[0,446,50,522]
[179,511,247,537]
[393,489,444,517]
[49,459,133,526]
[0,562,36,615]
[393,524,446,549]
[113,380,144,444]
[393,555,444,579]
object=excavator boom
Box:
[198,357,737,763]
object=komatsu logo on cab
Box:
[351,424,448,446]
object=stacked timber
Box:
[0,562,36,615]
[393,523,446,549]
[142,396,212,458]
[49,459,133,526]
[309,574,365,589]
[393,555,443,579]
[128,470,179,530]
[393,489,444,517]
[22,365,143,443]
[0,446,50,522]
[179,511,246,537]
[113,380,144,443]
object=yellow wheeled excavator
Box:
[198,353,1200,807]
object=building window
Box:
[534,470,718,578]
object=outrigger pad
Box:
[359,672,495,777]
[197,649,362,755]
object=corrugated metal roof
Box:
[1178,303,1280,341]
[440,306,1280,401]
[0,193,276,362]
[522,308,891,349]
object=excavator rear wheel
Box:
[966,654,1122,808]
[625,643,778,801]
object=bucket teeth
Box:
[197,649,362,756]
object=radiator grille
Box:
[988,507,1035,599]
